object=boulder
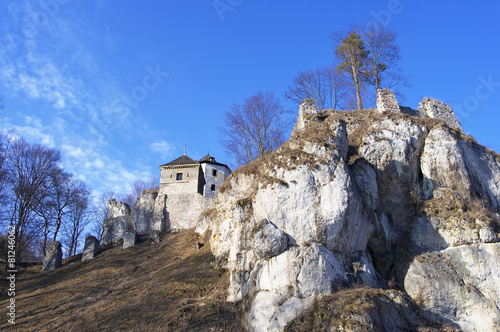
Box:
[122,232,136,249]
[251,219,288,260]
[405,244,500,331]
[82,236,99,261]
[42,241,62,271]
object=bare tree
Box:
[49,170,82,243]
[6,139,60,261]
[284,66,352,110]
[63,181,91,256]
[331,29,371,110]
[121,175,159,206]
[90,189,115,241]
[220,91,288,167]
[0,131,14,208]
[35,169,85,255]
[362,23,409,97]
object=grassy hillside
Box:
[0,229,244,331]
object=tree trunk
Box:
[352,68,364,110]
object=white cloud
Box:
[151,140,175,160]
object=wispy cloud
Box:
[151,140,175,160]
[0,1,174,199]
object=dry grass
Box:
[284,286,459,332]
[423,190,498,232]
[0,229,244,332]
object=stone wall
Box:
[133,190,158,234]
[101,186,213,246]
[377,88,401,113]
[162,190,216,230]
[160,164,202,194]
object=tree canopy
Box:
[220,91,288,167]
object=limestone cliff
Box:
[200,91,500,331]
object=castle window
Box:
[212,169,217,177]
[211,184,216,191]
[176,173,183,181]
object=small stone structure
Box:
[122,232,136,249]
[377,88,401,113]
[82,236,99,261]
[294,99,318,132]
[42,241,62,271]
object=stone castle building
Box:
[102,153,231,246]
[160,154,231,198]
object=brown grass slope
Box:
[0,229,244,332]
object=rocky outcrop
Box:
[208,115,379,331]
[42,241,62,271]
[418,97,462,130]
[405,244,500,331]
[102,189,167,246]
[122,232,136,249]
[82,236,99,261]
[201,91,500,331]
[102,199,134,245]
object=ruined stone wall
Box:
[376,88,401,113]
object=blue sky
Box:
[1,0,499,199]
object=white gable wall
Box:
[201,163,231,198]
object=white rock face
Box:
[102,199,134,245]
[209,118,380,330]
[405,244,500,331]
[421,126,500,209]
[246,245,349,332]
[205,103,500,331]
[359,117,428,227]
[133,191,158,234]
[412,215,499,250]
[417,97,462,130]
